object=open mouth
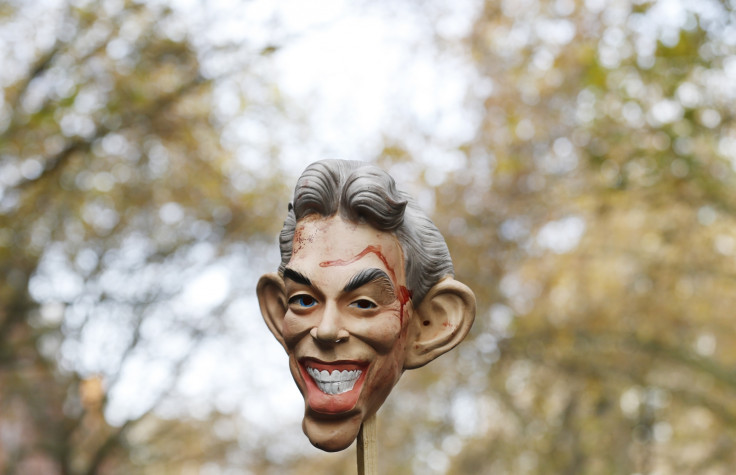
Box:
[306,367,363,395]
[298,358,369,414]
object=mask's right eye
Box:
[289,294,318,308]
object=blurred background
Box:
[2,0,736,473]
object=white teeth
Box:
[307,367,363,395]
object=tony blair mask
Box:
[257,160,475,451]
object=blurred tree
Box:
[5,0,736,473]
[370,0,736,473]
[0,1,286,473]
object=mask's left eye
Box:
[289,295,317,308]
[349,299,377,310]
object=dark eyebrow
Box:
[343,268,394,293]
[283,268,312,287]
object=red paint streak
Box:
[320,245,396,281]
[398,285,412,324]
[292,226,305,255]
[320,245,412,323]
[292,225,316,256]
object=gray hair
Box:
[278,159,454,306]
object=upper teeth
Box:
[307,367,362,395]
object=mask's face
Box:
[258,210,476,452]
[279,215,412,451]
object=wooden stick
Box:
[357,413,377,475]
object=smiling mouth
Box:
[307,367,363,395]
[298,359,368,415]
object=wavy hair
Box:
[278,159,454,305]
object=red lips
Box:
[299,358,368,415]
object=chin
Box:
[303,412,363,452]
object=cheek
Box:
[282,313,311,347]
[366,336,408,394]
[353,316,404,354]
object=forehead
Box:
[289,215,404,278]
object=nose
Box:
[310,302,350,343]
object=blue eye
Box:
[350,299,376,310]
[290,295,317,308]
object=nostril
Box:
[310,325,349,344]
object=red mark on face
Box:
[320,245,412,323]
[320,245,395,278]
[397,285,412,324]
[292,226,304,255]
[292,226,315,256]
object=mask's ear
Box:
[404,277,476,369]
[256,273,288,350]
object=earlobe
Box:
[256,273,288,350]
[404,277,476,369]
